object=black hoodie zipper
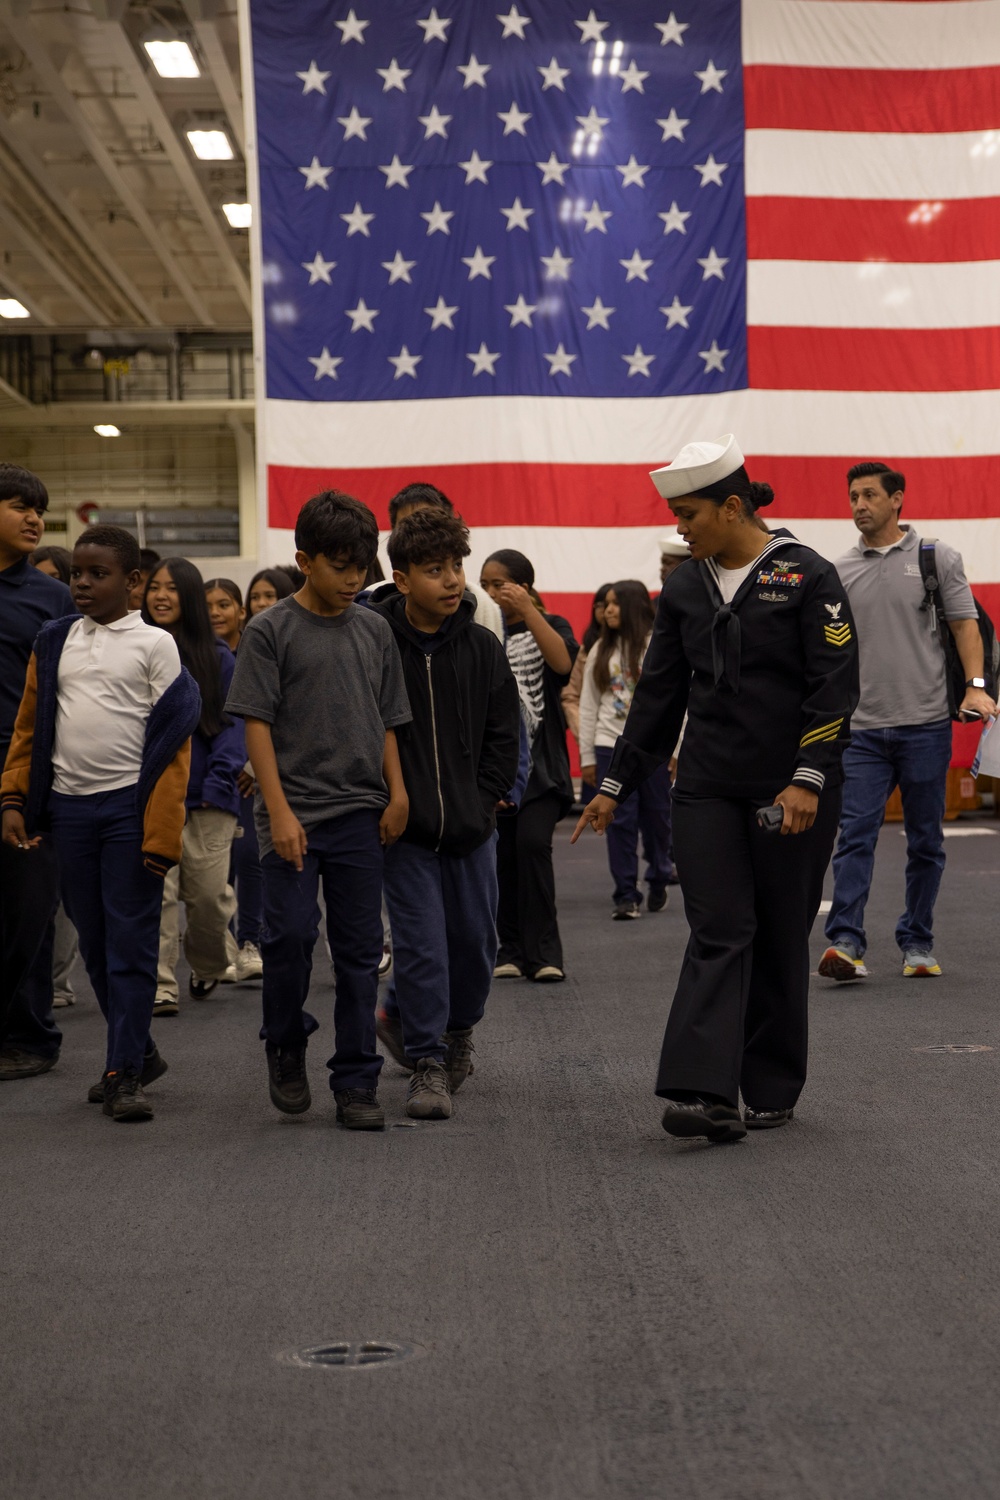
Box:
[425,655,446,849]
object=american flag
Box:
[247,0,1000,663]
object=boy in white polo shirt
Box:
[1,526,200,1121]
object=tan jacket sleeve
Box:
[560,646,588,745]
[0,654,38,809]
[141,739,191,876]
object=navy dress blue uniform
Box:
[0,557,74,1059]
[602,535,860,1110]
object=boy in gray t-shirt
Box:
[226,491,411,1130]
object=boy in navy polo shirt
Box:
[0,464,74,1079]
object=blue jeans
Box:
[825,719,952,956]
[260,809,384,1092]
[382,833,499,1062]
[595,746,675,904]
[233,794,264,946]
[49,786,162,1073]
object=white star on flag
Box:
[581,296,615,328]
[660,296,692,328]
[699,341,728,372]
[616,156,650,188]
[623,345,655,377]
[537,57,570,90]
[338,107,372,141]
[389,346,422,378]
[382,250,416,283]
[620,248,653,282]
[345,299,379,332]
[335,8,369,43]
[581,200,612,233]
[541,247,573,279]
[457,55,490,87]
[468,343,501,375]
[418,105,452,139]
[417,8,451,42]
[296,61,330,94]
[695,154,728,187]
[341,202,375,236]
[309,348,342,379]
[657,109,688,142]
[575,10,609,43]
[299,157,333,190]
[545,343,577,376]
[376,59,411,91]
[497,5,531,39]
[576,106,609,138]
[659,202,690,234]
[301,251,336,284]
[379,155,414,188]
[462,245,496,279]
[619,61,649,93]
[698,247,728,279]
[536,153,569,186]
[695,60,727,93]
[497,101,531,135]
[458,150,493,184]
[424,296,459,329]
[504,294,537,327]
[421,202,454,234]
[501,197,534,231]
[655,13,688,45]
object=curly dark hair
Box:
[295,489,378,567]
[388,508,471,571]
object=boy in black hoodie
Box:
[372,510,520,1120]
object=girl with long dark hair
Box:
[574,435,859,1142]
[479,549,578,982]
[246,568,295,616]
[561,584,610,803]
[144,558,245,1011]
[579,580,674,919]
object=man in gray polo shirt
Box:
[820,461,995,983]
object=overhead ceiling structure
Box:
[0,0,250,332]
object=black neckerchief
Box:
[698,536,788,694]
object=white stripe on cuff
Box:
[793,768,826,792]
[600,778,623,798]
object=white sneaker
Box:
[235,942,264,981]
[52,992,76,1009]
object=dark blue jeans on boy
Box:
[260,808,383,1092]
[0,838,61,1060]
[825,719,952,956]
[595,747,675,905]
[48,785,162,1073]
[381,833,498,1062]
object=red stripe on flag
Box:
[746,196,1000,263]
[748,326,1000,391]
[268,453,1000,529]
[744,64,1000,134]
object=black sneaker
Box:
[334,1089,385,1130]
[612,899,642,920]
[88,1046,168,1104]
[189,976,219,1000]
[743,1106,794,1130]
[375,1008,414,1071]
[406,1058,453,1119]
[443,1028,475,1092]
[102,1068,154,1122]
[660,1095,746,1143]
[0,1047,59,1081]
[265,1042,311,1114]
[647,888,669,913]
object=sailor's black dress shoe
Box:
[743,1106,794,1130]
[661,1096,747,1143]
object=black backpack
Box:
[917,537,999,720]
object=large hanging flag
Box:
[247,0,1000,631]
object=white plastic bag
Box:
[971,716,1000,778]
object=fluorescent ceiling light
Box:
[186,129,233,161]
[222,202,252,228]
[94,425,121,438]
[144,39,200,78]
[0,298,29,318]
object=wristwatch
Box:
[966,677,987,689]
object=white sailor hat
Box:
[658,530,689,557]
[649,433,745,500]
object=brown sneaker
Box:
[443,1029,475,1093]
[334,1089,386,1130]
[375,1008,414,1071]
[405,1058,453,1120]
[0,1047,58,1081]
